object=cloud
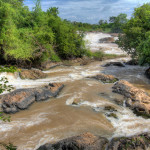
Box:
[24,0,149,23]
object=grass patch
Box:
[92,51,126,61]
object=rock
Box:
[125,59,138,65]
[40,61,62,70]
[112,98,124,106]
[112,80,150,117]
[72,99,82,105]
[104,62,125,67]
[107,133,150,150]
[106,113,118,119]
[19,69,46,80]
[37,132,109,150]
[1,83,64,113]
[104,106,117,112]
[99,37,115,43]
[145,67,150,79]
[89,73,118,83]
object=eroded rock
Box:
[89,73,118,83]
[37,132,109,150]
[1,83,64,113]
[19,69,46,80]
[107,133,150,150]
[112,80,150,117]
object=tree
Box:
[110,13,128,33]
[0,0,88,66]
[47,7,59,17]
[117,3,150,65]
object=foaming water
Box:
[84,32,126,55]
[0,32,149,149]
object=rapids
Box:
[0,33,149,150]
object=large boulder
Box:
[107,133,150,150]
[89,73,118,83]
[37,132,109,150]
[19,69,46,80]
[145,67,150,79]
[1,83,64,113]
[112,80,150,117]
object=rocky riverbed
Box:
[0,32,149,150]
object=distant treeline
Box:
[67,13,128,33]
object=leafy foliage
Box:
[0,0,88,66]
[0,66,18,73]
[117,3,150,65]
[0,76,13,122]
[0,143,17,150]
[0,77,14,93]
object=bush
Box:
[0,0,88,66]
[117,3,150,65]
[92,51,104,60]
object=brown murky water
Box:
[0,60,150,150]
[0,32,150,149]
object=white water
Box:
[0,32,149,149]
[84,32,127,55]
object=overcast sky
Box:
[24,0,149,24]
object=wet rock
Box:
[19,69,46,80]
[125,59,138,65]
[104,62,125,67]
[145,67,150,79]
[99,37,115,43]
[72,99,82,105]
[106,113,118,119]
[37,132,109,150]
[1,83,64,113]
[89,73,118,83]
[104,106,117,112]
[112,98,124,106]
[112,80,150,117]
[107,133,150,150]
[40,61,62,70]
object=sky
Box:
[24,0,149,24]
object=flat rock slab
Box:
[104,62,125,67]
[89,73,118,83]
[1,83,64,113]
[112,80,150,117]
[19,69,46,80]
[37,132,109,150]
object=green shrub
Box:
[117,3,150,65]
[0,0,88,65]
[92,51,104,60]
[0,66,18,73]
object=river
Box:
[0,32,149,150]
